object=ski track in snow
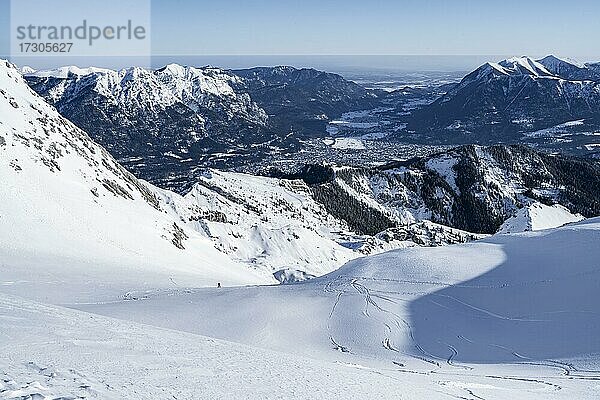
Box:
[7,238,600,398]
[317,272,598,398]
[319,274,590,399]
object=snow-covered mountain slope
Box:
[3,56,600,398]
[537,55,598,81]
[498,56,554,77]
[299,145,600,234]
[0,59,268,303]
[0,293,437,400]
[497,202,584,234]
[26,64,259,112]
[154,170,356,277]
[152,169,484,279]
[79,217,600,399]
[4,57,599,395]
[407,55,600,143]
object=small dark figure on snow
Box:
[217,282,221,288]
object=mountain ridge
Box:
[406,55,600,144]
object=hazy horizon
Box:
[8,53,599,76]
[2,0,600,71]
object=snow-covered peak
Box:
[484,61,510,75]
[158,63,188,75]
[466,55,599,84]
[19,65,36,75]
[454,55,596,96]
[25,65,113,78]
[119,66,152,83]
[460,56,554,87]
[155,63,240,98]
[536,55,599,81]
[24,62,266,125]
[498,56,553,77]
[538,54,586,70]
[497,202,584,234]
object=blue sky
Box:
[1,0,599,67]
[150,0,600,59]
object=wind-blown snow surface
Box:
[79,218,600,399]
[0,293,435,400]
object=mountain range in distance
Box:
[407,56,600,146]
[21,55,600,190]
